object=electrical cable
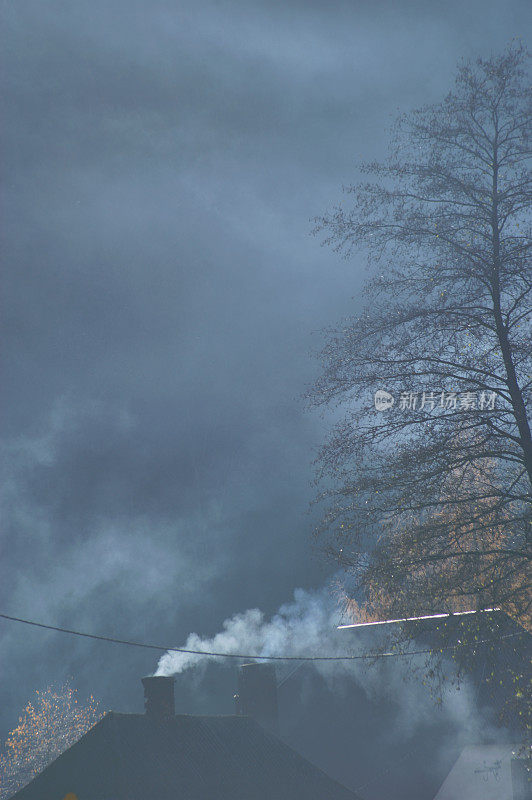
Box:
[0,612,526,663]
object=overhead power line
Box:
[0,611,524,663]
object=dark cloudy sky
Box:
[1,0,529,738]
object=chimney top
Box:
[141,675,175,718]
[235,662,278,733]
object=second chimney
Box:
[141,676,175,718]
[235,662,278,733]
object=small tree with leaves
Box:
[0,682,102,799]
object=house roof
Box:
[11,712,361,800]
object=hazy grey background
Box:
[1,0,529,784]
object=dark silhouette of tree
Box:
[309,44,531,630]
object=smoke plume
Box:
[155,586,346,676]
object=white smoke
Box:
[155,583,511,769]
[155,586,347,676]
[154,583,513,798]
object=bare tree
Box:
[0,682,102,798]
[308,45,531,629]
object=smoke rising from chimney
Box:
[155,586,344,677]
[154,581,511,790]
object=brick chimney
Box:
[234,662,278,733]
[141,676,175,718]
